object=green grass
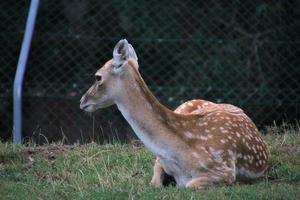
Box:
[1,125,300,200]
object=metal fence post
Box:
[13,0,39,144]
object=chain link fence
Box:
[1,0,300,143]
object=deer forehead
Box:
[95,59,138,76]
[95,59,113,74]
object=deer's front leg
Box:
[150,158,165,187]
[150,158,177,187]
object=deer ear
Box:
[113,39,138,70]
[128,43,138,61]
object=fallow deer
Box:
[80,39,268,189]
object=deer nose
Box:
[80,95,87,109]
[80,100,92,111]
[80,103,89,110]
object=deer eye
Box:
[114,63,122,69]
[95,75,102,82]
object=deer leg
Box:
[150,158,176,187]
[186,161,236,189]
[186,174,229,189]
[150,158,165,187]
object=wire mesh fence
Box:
[1,0,300,143]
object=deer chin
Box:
[80,101,114,112]
[80,102,98,112]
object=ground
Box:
[0,124,300,200]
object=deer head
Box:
[80,39,138,112]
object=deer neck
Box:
[114,67,178,155]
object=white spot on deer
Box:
[220,139,227,144]
[249,156,254,164]
[242,138,246,143]
[174,109,181,113]
[192,152,200,158]
[200,146,206,151]
[262,151,267,159]
[198,122,204,127]
[208,147,215,152]
[252,146,257,154]
[246,142,251,150]
[232,123,238,127]
[197,135,208,140]
[221,129,229,133]
[184,131,193,138]
[206,157,213,162]
[187,102,193,106]
[256,145,261,150]
[228,149,234,156]
[258,137,263,143]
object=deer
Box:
[80,39,268,189]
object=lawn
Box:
[1,124,300,200]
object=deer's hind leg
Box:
[186,159,236,189]
[150,158,176,187]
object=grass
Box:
[1,125,300,200]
